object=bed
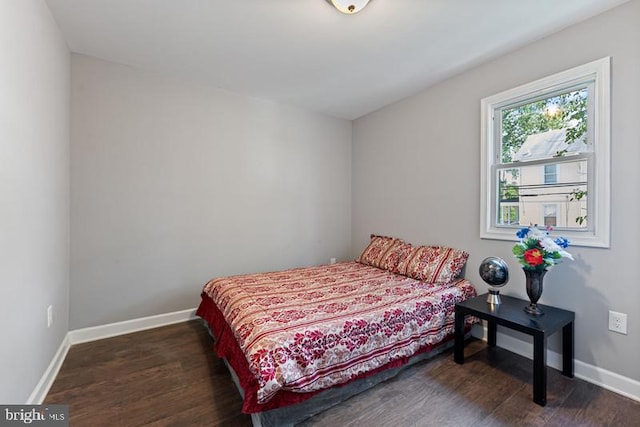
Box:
[196,236,477,426]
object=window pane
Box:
[544,164,557,184]
[543,204,557,227]
[500,205,519,225]
[496,159,587,229]
[498,168,520,202]
[500,88,589,164]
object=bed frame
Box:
[203,320,466,427]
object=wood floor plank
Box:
[46,321,252,427]
[45,320,639,426]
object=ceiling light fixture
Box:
[327,0,371,14]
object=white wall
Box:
[70,55,352,329]
[353,0,639,382]
[0,0,70,403]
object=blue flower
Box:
[554,237,570,249]
[516,227,530,239]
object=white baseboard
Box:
[30,311,639,405]
[68,307,198,345]
[471,325,640,402]
[27,335,71,404]
[28,308,198,404]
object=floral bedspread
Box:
[202,261,476,405]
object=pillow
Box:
[395,245,469,283]
[383,242,414,273]
[357,234,403,269]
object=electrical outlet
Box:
[330,257,337,265]
[47,305,53,328]
[608,310,627,334]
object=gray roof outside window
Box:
[512,129,589,162]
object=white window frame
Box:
[480,57,610,248]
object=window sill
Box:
[480,227,609,249]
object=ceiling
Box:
[45,0,627,120]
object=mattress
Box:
[196,261,477,414]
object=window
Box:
[544,164,557,185]
[543,204,557,227]
[480,57,610,247]
[500,205,519,225]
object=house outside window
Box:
[480,57,610,247]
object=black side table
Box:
[454,294,575,406]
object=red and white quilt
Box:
[200,261,477,407]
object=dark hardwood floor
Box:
[45,320,639,426]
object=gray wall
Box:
[352,1,639,381]
[0,0,70,403]
[70,55,352,329]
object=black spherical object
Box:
[479,257,509,288]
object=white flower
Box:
[558,249,574,261]
[528,226,548,240]
[540,237,561,253]
[541,236,574,261]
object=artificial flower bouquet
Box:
[513,225,573,271]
